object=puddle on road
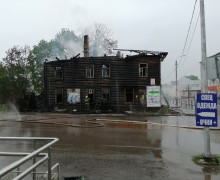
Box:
[105,121,148,129]
[1,114,220,179]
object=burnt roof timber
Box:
[114,48,168,61]
[45,51,167,65]
[114,48,168,55]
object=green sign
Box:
[146,86,161,107]
[148,90,159,95]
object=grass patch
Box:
[157,106,178,115]
[192,154,220,165]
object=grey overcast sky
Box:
[0,0,219,84]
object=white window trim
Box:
[86,65,94,78]
[139,63,148,77]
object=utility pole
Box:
[175,55,185,107]
[188,85,190,107]
[200,0,211,157]
[175,60,178,107]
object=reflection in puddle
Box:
[202,165,220,180]
[1,114,220,179]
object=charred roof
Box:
[45,49,168,64]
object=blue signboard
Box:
[195,93,218,127]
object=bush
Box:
[192,154,220,165]
[0,104,6,112]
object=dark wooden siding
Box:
[44,54,164,112]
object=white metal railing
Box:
[0,137,59,180]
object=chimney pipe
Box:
[83,35,89,58]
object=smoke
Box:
[0,102,21,121]
[161,85,176,99]
[36,23,118,62]
[81,23,118,57]
[56,37,83,59]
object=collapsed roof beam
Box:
[113,48,167,56]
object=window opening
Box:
[102,65,110,78]
[139,89,146,106]
[102,88,110,103]
[139,63,148,77]
[86,89,94,108]
[126,88,134,102]
[55,66,63,79]
[67,89,80,104]
[55,89,63,104]
[86,65,94,78]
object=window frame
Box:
[55,66,63,79]
[139,63,148,77]
[102,64,110,78]
[86,65,94,78]
[86,89,94,94]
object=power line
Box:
[162,0,199,83]
[179,9,200,68]
[183,12,200,64]
[179,0,198,65]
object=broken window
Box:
[67,89,80,104]
[102,88,110,103]
[86,65,94,78]
[126,88,134,102]
[139,63,148,77]
[86,89,94,105]
[55,66,63,79]
[55,89,63,104]
[102,65,110,78]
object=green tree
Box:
[185,75,199,80]
[1,26,117,96]
[31,40,53,93]
[1,46,31,102]
[0,62,9,103]
[30,29,82,93]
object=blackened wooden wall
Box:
[44,53,165,113]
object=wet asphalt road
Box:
[1,113,220,180]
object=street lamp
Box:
[175,55,186,107]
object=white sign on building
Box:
[150,78,155,85]
[146,86,161,107]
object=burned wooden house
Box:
[43,36,168,113]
